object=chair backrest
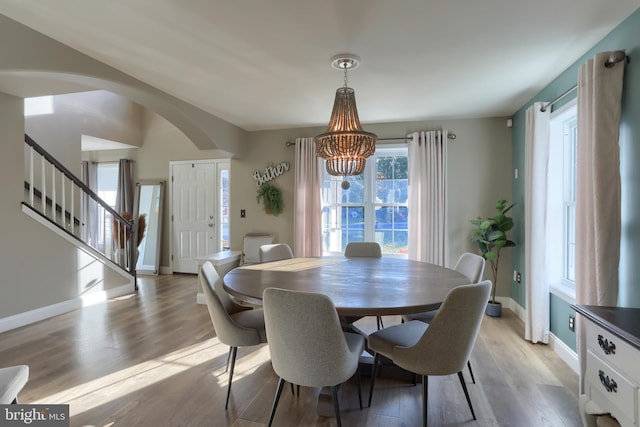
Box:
[454,252,486,283]
[0,365,29,404]
[392,281,491,376]
[344,242,382,258]
[201,261,262,346]
[259,243,294,263]
[263,288,358,387]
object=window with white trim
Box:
[321,146,408,256]
[548,100,577,299]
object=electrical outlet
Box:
[569,316,575,332]
[516,272,521,283]
[240,209,246,218]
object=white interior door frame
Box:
[169,159,229,274]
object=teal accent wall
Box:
[511,7,640,347]
[549,294,577,352]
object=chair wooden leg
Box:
[422,375,428,427]
[331,385,343,427]
[268,377,286,427]
[368,353,380,408]
[457,371,476,420]
[225,346,238,410]
[467,360,476,384]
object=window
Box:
[96,163,119,207]
[96,163,119,254]
[548,100,577,299]
[24,96,54,116]
[321,146,408,256]
[562,114,577,283]
[219,166,230,250]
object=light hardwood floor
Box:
[0,273,581,426]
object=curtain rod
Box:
[540,50,628,112]
[378,133,457,141]
[285,132,456,147]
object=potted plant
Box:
[469,198,516,317]
[256,182,283,216]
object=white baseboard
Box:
[497,296,578,375]
[549,333,579,374]
[0,283,135,333]
[497,296,526,320]
[159,266,172,275]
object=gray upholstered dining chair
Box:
[367,281,491,427]
[0,365,29,404]
[404,252,485,323]
[402,252,485,383]
[344,241,382,258]
[201,261,267,410]
[344,241,384,329]
[259,243,294,263]
[263,287,365,427]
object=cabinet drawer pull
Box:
[597,334,616,355]
[598,370,618,393]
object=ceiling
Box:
[0,1,639,132]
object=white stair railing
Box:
[23,134,137,275]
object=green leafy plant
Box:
[256,183,283,216]
[470,198,516,303]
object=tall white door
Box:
[171,160,229,273]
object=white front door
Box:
[171,160,229,273]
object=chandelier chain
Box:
[343,64,348,88]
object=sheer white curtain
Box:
[293,137,322,257]
[524,102,551,344]
[576,51,625,392]
[81,160,100,249]
[408,130,448,265]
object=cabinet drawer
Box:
[586,321,640,384]
[586,349,636,423]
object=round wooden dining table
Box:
[223,256,471,317]
[224,256,472,418]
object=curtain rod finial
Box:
[605,50,627,68]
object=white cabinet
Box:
[574,305,640,427]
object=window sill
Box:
[550,284,576,305]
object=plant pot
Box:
[485,301,502,317]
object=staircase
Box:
[22,134,137,284]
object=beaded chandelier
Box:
[314,55,377,176]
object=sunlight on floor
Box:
[33,338,238,417]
